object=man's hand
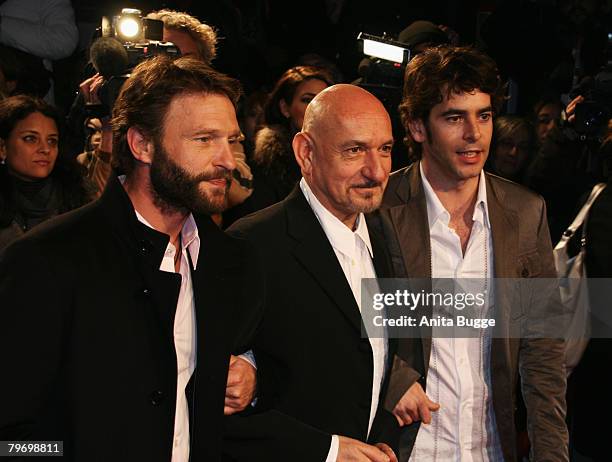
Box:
[564,95,584,124]
[79,73,104,105]
[374,443,398,462]
[224,355,256,415]
[392,382,440,426]
[337,436,396,462]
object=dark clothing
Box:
[223,187,399,461]
[569,179,612,461]
[524,125,597,242]
[0,175,263,462]
[376,164,569,462]
[0,164,92,252]
[226,125,300,225]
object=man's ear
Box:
[407,119,427,143]
[126,127,154,165]
[293,132,313,176]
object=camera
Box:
[572,68,612,140]
[86,8,179,118]
[357,33,410,90]
[354,32,413,169]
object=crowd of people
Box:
[0,2,610,462]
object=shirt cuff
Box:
[325,435,339,462]
[238,350,256,369]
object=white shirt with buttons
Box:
[300,178,388,462]
[408,164,504,461]
[135,211,199,462]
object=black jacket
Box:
[223,186,399,461]
[0,175,263,461]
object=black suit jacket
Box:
[223,186,399,461]
[375,164,569,462]
[0,175,263,461]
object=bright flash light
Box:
[118,17,140,39]
[363,39,405,64]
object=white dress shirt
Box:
[300,178,388,462]
[135,211,200,462]
[409,164,504,461]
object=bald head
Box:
[293,84,393,229]
[303,84,390,135]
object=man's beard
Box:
[149,139,232,216]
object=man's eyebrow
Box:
[440,106,494,117]
[339,138,394,148]
[339,139,370,149]
[188,129,243,138]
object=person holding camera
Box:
[524,92,607,242]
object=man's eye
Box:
[48,138,58,146]
[195,136,212,143]
[381,144,393,153]
[479,113,492,121]
[23,135,37,143]
[347,146,363,154]
[446,116,461,123]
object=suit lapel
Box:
[486,174,519,372]
[385,165,433,375]
[367,212,393,279]
[486,174,519,279]
[286,187,364,333]
[485,174,521,451]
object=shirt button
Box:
[150,390,164,406]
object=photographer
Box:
[524,92,607,241]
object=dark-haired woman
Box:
[230,66,336,222]
[0,95,92,251]
[487,115,536,184]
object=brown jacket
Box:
[375,163,569,462]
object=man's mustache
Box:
[193,168,233,182]
[352,180,383,189]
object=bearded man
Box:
[0,56,262,462]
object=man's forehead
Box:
[438,87,492,105]
[164,92,238,130]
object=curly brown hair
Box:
[399,45,505,159]
[146,9,217,64]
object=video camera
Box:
[355,33,412,169]
[357,33,410,90]
[571,67,612,141]
[87,8,179,118]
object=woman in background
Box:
[224,65,336,226]
[0,95,92,251]
[488,115,536,184]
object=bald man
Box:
[223,84,399,461]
